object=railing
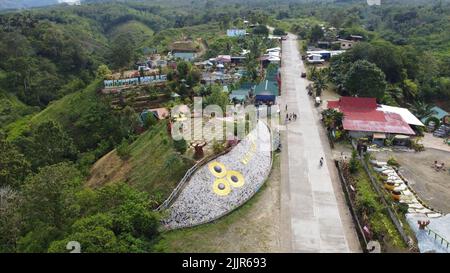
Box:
[169,122,275,230]
[425,227,450,250]
[351,140,411,246]
[335,160,369,252]
[360,157,412,246]
[155,147,232,211]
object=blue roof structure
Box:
[421,106,449,122]
[227,29,246,37]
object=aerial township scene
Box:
[0,0,450,256]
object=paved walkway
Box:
[280,34,356,252]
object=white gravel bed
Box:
[162,121,272,229]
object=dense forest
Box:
[0,0,449,253]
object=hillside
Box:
[0,89,37,129]
[5,80,101,140]
[87,120,195,206]
[108,20,154,50]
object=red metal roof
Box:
[343,112,415,135]
[328,97,377,110]
[328,96,415,135]
[327,100,340,109]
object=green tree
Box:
[143,112,158,129]
[204,85,230,111]
[349,150,359,174]
[309,25,324,43]
[273,28,286,36]
[252,25,269,36]
[344,60,387,100]
[408,100,434,120]
[116,138,131,160]
[18,162,82,252]
[401,79,419,101]
[313,71,328,97]
[0,186,21,252]
[48,183,160,253]
[96,64,112,79]
[109,33,136,69]
[0,134,30,188]
[26,121,78,170]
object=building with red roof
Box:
[327,97,416,138]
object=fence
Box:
[335,160,368,252]
[158,121,274,231]
[425,227,450,250]
[358,152,412,246]
[155,148,232,211]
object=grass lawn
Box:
[87,120,194,206]
[153,153,281,253]
[127,121,194,201]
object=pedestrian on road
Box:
[285,104,288,111]
[319,157,324,167]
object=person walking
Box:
[319,157,324,167]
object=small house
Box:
[337,39,356,50]
[254,80,279,104]
[227,29,246,37]
[306,54,325,64]
[170,41,199,61]
[327,97,417,143]
[349,35,364,41]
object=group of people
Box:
[284,104,298,123]
[432,161,446,171]
[285,112,298,123]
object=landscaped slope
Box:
[87,120,194,206]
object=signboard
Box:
[103,75,167,88]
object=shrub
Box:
[143,113,158,129]
[387,156,400,167]
[349,150,359,174]
[396,203,409,215]
[173,139,187,154]
[164,153,181,168]
[410,138,425,152]
[273,28,286,36]
[212,138,225,154]
[116,138,131,160]
[424,116,440,131]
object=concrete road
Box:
[279,34,359,252]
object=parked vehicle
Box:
[315,97,321,106]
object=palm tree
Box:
[386,86,404,103]
[408,100,434,120]
[313,71,328,97]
